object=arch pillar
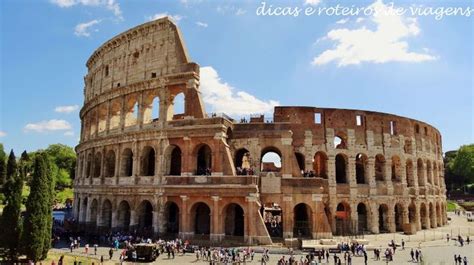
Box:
[179,196,191,238]
[210,196,223,242]
[348,158,356,187]
[282,195,294,238]
[369,202,379,234]
[387,205,396,233]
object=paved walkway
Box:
[50,212,474,264]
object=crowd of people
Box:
[264,211,283,237]
[236,167,255,175]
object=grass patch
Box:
[447,201,458,212]
[44,252,100,264]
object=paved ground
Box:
[50,212,474,264]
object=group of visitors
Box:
[197,167,212,176]
[236,166,255,175]
[301,170,323,178]
[454,254,469,265]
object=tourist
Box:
[411,249,415,261]
[108,248,113,260]
[402,239,405,250]
[464,256,468,265]
[85,243,89,254]
[94,243,98,255]
[100,255,104,265]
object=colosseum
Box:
[73,17,447,245]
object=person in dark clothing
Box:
[109,248,113,260]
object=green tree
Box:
[22,152,52,262]
[41,155,55,259]
[451,144,474,185]
[0,151,24,260]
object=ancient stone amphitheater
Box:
[73,17,447,245]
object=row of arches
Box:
[83,92,185,140]
[76,198,246,237]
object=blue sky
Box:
[0,0,472,154]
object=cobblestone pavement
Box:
[50,212,474,264]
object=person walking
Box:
[109,248,113,260]
[94,244,98,255]
[411,249,415,262]
[402,239,405,250]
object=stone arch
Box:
[120,148,133,177]
[93,152,102,178]
[235,148,251,175]
[378,204,389,233]
[140,146,156,176]
[394,203,404,232]
[86,153,92,178]
[420,202,428,229]
[165,145,182,176]
[426,160,433,185]
[295,152,305,171]
[417,159,425,186]
[191,202,211,235]
[81,197,88,222]
[117,200,131,231]
[137,200,154,231]
[223,203,245,237]
[89,199,98,226]
[109,99,121,129]
[334,135,346,149]
[124,94,139,127]
[355,153,368,184]
[335,153,348,184]
[261,146,282,172]
[313,151,328,178]
[375,154,386,181]
[335,202,351,236]
[406,159,415,187]
[171,92,185,119]
[357,202,369,233]
[143,93,160,124]
[293,203,312,238]
[100,199,113,229]
[196,144,212,175]
[391,156,402,182]
[104,150,116,177]
[164,201,180,234]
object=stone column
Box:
[370,202,379,234]
[327,155,336,186]
[350,202,358,234]
[111,211,118,230]
[283,195,293,238]
[210,196,223,242]
[367,158,377,195]
[212,136,223,175]
[130,210,137,228]
[387,205,396,233]
[179,196,190,238]
[281,132,294,178]
[153,210,160,234]
[137,92,144,128]
[246,196,256,243]
[105,100,111,132]
[120,96,126,131]
[414,203,421,231]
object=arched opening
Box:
[141,146,155,176]
[100,199,112,229]
[261,147,282,172]
[313,152,327,178]
[420,203,428,229]
[334,136,346,149]
[89,199,98,227]
[121,148,133,177]
[426,161,432,185]
[335,203,351,236]
[394,203,404,232]
[235,148,251,175]
[168,145,182,176]
[125,96,139,127]
[262,202,283,238]
[93,152,102,178]
[391,156,402,182]
[137,200,154,232]
[293,203,312,238]
[172,93,185,119]
[81,197,88,222]
[355,153,368,184]
[408,202,416,225]
[436,202,442,227]
[295,152,305,172]
[165,202,179,234]
[192,202,211,235]
[109,99,121,130]
[224,203,244,237]
[417,159,425,186]
[378,204,389,233]
[375,154,386,181]
[117,201,131,231]
[406,159,414,187]
[86,153,92,178]
[105,150,116,177]
[196,144,212,175]
[152,97,160,121]
[335,154,347,184]
[429,202,436,228]
[357,203,368,233]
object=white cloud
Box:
[196,21,208,28]
[55,105,79,113]
[336,18,349,24]
[74,19,101,37]
[24,119,72,133]
[0,131,6,137]
[304,0,322,6]
[50,0,122,19]
[147,13,183,24]
[200,66,279,116]
[64,131,75,136]
[312,0,436,67]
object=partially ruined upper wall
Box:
[83,17,192,103]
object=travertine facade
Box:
[73,18,447,245]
